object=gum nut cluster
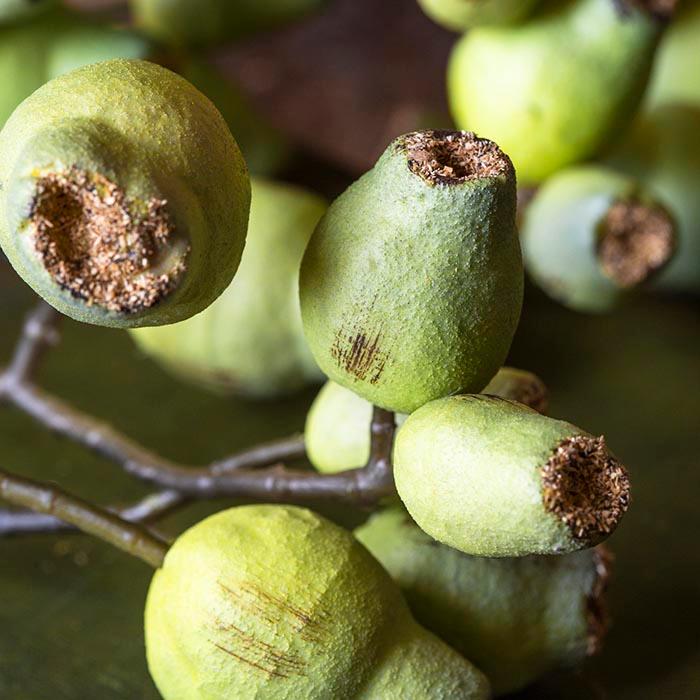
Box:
[0,59,251,328]
[145,505,490,700]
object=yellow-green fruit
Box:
[418,0,540,31]
[356,508,611,696]
[0,59,250,328]
[130,178,325,398]
[305,367,547,475]
[394,395,631,557]
[448,0,668,185]
[0,0,54,25]
[145,505,490,699]
[300,130,523,415]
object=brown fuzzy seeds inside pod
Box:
[586,545,614,656]
[30,167,188,314]
[403,130,511,186]
[541,435,631,544]
[597,198,676,288]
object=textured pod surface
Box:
[448,0,666,184]
[145,505,489,699]
[0,59,250,327]
[356,508,611,696]
[130,178,325,398]
[523,165,676,312]
[418,0,540,31]
[394,395,631,556]
[0,0,54,24]
[300,130,523,414]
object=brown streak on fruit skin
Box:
[331,327,388,385]
[211,640,292,679]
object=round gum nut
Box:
[418,0,540,32]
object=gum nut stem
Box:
[522,165,676,313]
[300,129,523,415]
[130,178,326,399]
[305,366,548,475]
[448,0,675,185]
[418,0,541,32]
[145,505,490,699]
[0,59,251,328]
[356,508,612,696]
[393,395,631,557]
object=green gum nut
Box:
[145,505,490,699]
[394,395,631,557]
[418,0,541,32]
[130,178,325,399]
[0,59,250,328]
[448,0,672,185]
[0,0,54,25]
[305,366,548,475]
[522,165,677,312]
[606,103,700,293]
[355,508,612,696]
[300,130,523,415]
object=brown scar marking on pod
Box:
[586,545,613,656]
[331,327,388,385]
[210,641,292,679]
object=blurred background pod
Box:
[0,0,55,25]
[417,0,541,31]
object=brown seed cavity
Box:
[541,435,630,544]
[586,545,613,656]
[402,130,511,186]
[29,167,189,314]
[597,198,675,288]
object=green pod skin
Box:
[418,0,541,32]
[300,130,523,415]
[448,0,669,185]
[145,505,490,699]
[130,178,325,399]
[606,103,700,293]
[0,0,54,25]
[522,166,677,312]
[130,0,329,48]
[305,366,548,475]
[0,59,250,328]
[355,508,611,696]
[394,395,631,557]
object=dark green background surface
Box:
[0,261,698,699]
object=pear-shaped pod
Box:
[300,130,523,415]
[418,0,540,32]
[523,166,676,312]
[356,508,611,696]
[394,395,630,557]
[0,59,250,328]
[448,0,671,184]
[145,505,490,699]
[130,178,325,398]
[0,0,54,25]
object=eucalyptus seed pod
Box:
[130,178,325,398]
[418,0,540,31]
[0,59,250,328]
[0,0,53,25]
[355,508,612,696]
[394,395,631,557]
[522,166,676,312]
[305,367,547,475]
[448,0,674,185]
[145,505,490,699]
[300,130,523,415]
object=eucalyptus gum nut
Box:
[418,0,541,31]
[0,0,54,25]
[522,165,677,313]
[606,103,700,293]
[394,395,631,557]
[448,0,668,185]
[300,130,523,415]
[130,178,325,399]
[355,508,612,696]
[0,59,250,328]
[145,505,490,699]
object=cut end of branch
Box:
[30,167,188,314]
[402,130,511,186]
[541,435,630,544]
[586,545,613,656]
[598,198,675,288]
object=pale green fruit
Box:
[448,0,668,185]
[418,0,540,32]
[300,130,523,415]
[394,395,631,557]
[0,59,250,328]
[523,165,677,312]
[356,508,611,696]
[145,505,490,699]
[130,178,325,398]
[305,367,547,475]
[0,0,54,25]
